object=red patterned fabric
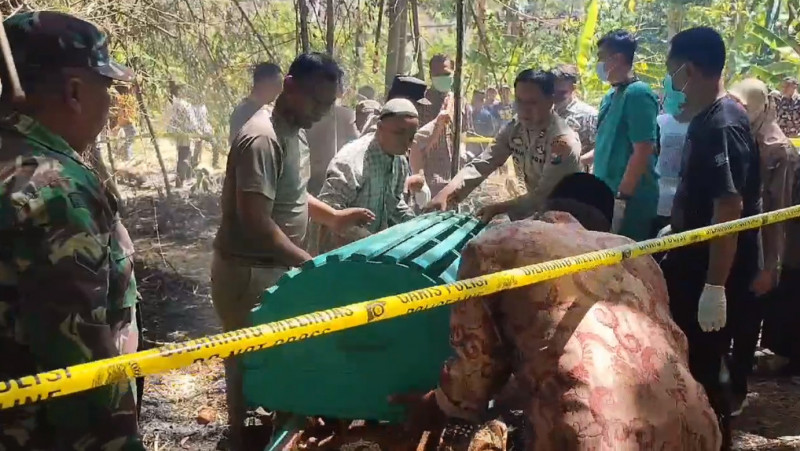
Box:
[435,213,722,450]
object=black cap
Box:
[4,11,133,82]
[387,75,432,105]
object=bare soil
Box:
[112,140,800,450]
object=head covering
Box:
[379,98,419,119]
[387,76,432,105]
[4,11,133,82]
[545,173,615,231]
[729,78,788,151]
[356,99,381,115]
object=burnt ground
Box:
[112,143,800,450]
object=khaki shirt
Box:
[450,112,582,214]
[214,109,310,266]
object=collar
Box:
[367,137,395,161]
[0,111,84,164]
[612,76,639,89]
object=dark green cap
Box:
[4,11,133,82]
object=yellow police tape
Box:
[2,205,800,410]
[463,136,495,144]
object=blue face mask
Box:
[662,66,688,116]
[595,62,608,83]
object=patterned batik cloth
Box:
[434,212,722,451]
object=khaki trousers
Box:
[210,251,288,449]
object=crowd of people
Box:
[1,9,800,451]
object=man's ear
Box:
[64,76,83,114]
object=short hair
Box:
[287,52,342,84]
[513,69,556,96]
[429,53,451,70]
[668,27,726,78]
[253,62,281,84]
[597,30,637,65]
[553,64,580,84]
[473,90,485,96]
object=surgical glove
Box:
[414,183,432,207]
[611,198,627,234]
[657,224,672,238]
[697,284,727,332]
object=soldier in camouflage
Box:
[552,64,598,170]
[0,11,143,450]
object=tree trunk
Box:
[299,0,311,53]
[326,0,335,55]
[384,0,408,93]
[411,0,424,80]
[396,0,408,75]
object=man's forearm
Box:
[617,145,652,196]
[706,198,742,286]
[251,215,311,266]
[308,194,339,228]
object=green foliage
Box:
[16,0,800,138]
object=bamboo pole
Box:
[452,0,466,179]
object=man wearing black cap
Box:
[359,75,431,136]
[0,11,144,449]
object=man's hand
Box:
[388,391,445,437]
[698,284,727,332]
[424,191,450,212]
[750,268,778,297]
[611,198,627,234]
[404,174,426,193]
[331,207,375,233]
[476,203,509,223]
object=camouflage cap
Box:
[4,11,133,82]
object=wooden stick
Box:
[0,12,25,103]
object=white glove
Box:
[657,224,672,238]
[697,284,727,332]
[414,183,431,207]
[611,198,627,234]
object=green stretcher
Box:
[242,212,485,444]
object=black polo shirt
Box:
[669,96,762,278]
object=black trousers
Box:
[661,256,734,450]
[761,267,800,368]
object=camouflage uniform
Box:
[555,97,598,158]
[0,12,143,450]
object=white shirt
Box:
[655,114,690,217]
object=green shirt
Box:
[0,113,142,449]
[594,81,660,240]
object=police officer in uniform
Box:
[426,69,582,220]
